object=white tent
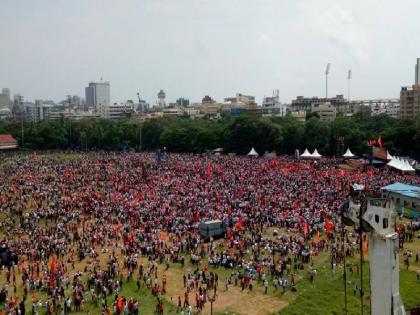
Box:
[247,147,258,157]
[402,159,415,172]
[300,148,312,158]
[311,149,322,159]
[386,150,394,161]
[342,148,355,158]
[387,157,415,172]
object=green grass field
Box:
[10,234,420,315]
[281,255,420,315]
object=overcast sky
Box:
[1,0,419,104]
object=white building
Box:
[85,81,110,117]
[0,107,11,120]
[48,108,100,121]
[108,104,134,120]
[262,90,288,117]
[24,101,54,123]
[224,93,256,105]
[353,99,400,118]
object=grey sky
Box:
[1,0,419,104]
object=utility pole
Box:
[341,206,348,315]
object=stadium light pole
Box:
[325,63,331,98]
[347,69,352,102]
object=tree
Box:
[302,117,331,154]
[224,116,282,154]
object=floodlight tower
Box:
[325,63,331,98]
[347,69,352,102]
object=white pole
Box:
[347,69,352,102]
[325,63,331,99]
[326,73,328,98]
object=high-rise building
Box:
[0,88,11,108]
[13,94,23,104]
[65,95,84,108]
[24,100,54,123]
[400,85,420,119]
[85,81,110,117]
[400,58,420,119]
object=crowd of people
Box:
[0,152,418,314]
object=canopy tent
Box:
[402,159,415,172]
[386,150,394,161]
[311,149,322,159]
[387,157,415,172]
[247,147,259,157]
[342,148,355,158]
[300,148,312,158]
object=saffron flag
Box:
[325,218,333,233]
[362,240,368,257]
[206,164,212,179]
[50,256,55,274]
[49,256,56,285]
[303,223,309,235]
[236,216,244,231]
[117,297,123,310]
[159,231,168,241]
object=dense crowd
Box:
[0,152,419,315]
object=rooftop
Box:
[381,182,420,199]
[0,134,17,143]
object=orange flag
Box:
[117,297,123,310]
[159,231,168,241]
[325,218,333,233]
[50,256,55,274]
[206,164,212,179]
[362,241,368,257]
[303,223,309,235]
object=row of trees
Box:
[0,112,419,158]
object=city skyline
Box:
[1,0,420,103]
